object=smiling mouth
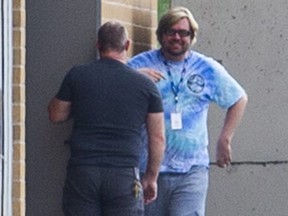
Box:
[170,43,182,50]
[170,39,183,45]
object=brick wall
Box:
[101,0,158,57]
[12,0,26,215]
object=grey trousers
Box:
[62,166,144,216]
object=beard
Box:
[162,39,190,57]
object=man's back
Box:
[48,21,165,214]
[56,57,163,167]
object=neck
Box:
[161,49,188,62]
[100,51,127,64]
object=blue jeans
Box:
[144,166,209,216]
[62,166,144,216]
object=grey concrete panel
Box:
[26,1,100,215]
[171,0,288,162]
[207,164,288,216]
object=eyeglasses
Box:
[165,29,192,37]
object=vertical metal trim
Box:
[95,0,102,59]
[1,0,13,215]
[0,1,3,213]
[96,0,101,27]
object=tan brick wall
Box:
[101,0,158,57]
[12,0,26,215]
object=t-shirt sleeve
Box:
[127,54,149,70]
[127,58,138,69]
[211,61,246,109]
[55,70,73,102]
[147,80,163,113]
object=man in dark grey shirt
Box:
[48,21,165,216]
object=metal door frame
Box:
[0,0,13,215]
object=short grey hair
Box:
[97,21,128,52]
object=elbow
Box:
[157,126,166,152]
[242,93,248,103]
[48,113,62,124]
[241,93,248,108]
[236,93,248,107]
[161,135,166,148]
[47,98,71,124]
[150,132,166,151]
[48,110,69,124]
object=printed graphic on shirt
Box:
[187,74,205,93]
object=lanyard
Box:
[162,57,188,106]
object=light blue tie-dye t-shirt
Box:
[128,49,246,173]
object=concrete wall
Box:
[171,0,288,215]
[26,1,100,215]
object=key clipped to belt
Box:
[133,167,142,198]
[133,180,142,198]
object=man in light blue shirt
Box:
[128,6,248,216]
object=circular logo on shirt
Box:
[187,74,205,93]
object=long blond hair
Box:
[156,6,199,46]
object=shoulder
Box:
[128,49,160,68]
[68,61,96,74]
[125,65,154,83]
[190,51,228,74]
[123,66,158,89]
[191,51,221,66]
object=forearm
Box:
[216,94,248,167]
[140,112,165,204]
[144,112,166,181]
[145,138,165,180]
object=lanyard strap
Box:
[163,58,188,105]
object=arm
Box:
[48,97,72,124]
[216,94,248,168]
[141,112,165,204]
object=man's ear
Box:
[124,39,130,51]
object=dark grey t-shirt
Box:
[56,57,163,168]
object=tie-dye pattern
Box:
[128,49,246,173]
